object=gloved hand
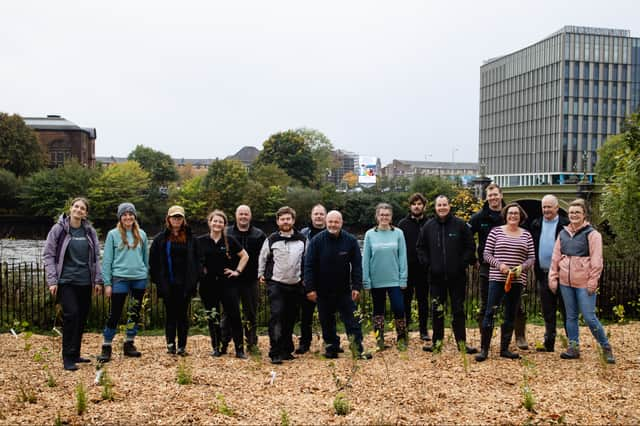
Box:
[511,265,522,279]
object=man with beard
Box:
[397,193,430,341]
[258,206,306,365]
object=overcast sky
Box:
[1,0,638,165]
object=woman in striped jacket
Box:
[476,202,535,362]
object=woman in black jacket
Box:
[149,205,200,356]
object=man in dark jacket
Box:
[304,210,371,359]
[417,195,477,353]
[397,193,430,341]
[528,194,570,352]
[220,205,266,353]
[297,203,327,354]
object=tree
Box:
[597,112,640,258]
[88,161,150,221]
[202,159,249,216]
[409,176,458,209]
[249,163,292,189]
[19,160,98,217]
[341,171,358,189]
[255,131,315,186]
[0,168,20,212]
[294,127,336,186]
[171,175,209,220]
[127,145,178,185]
[0,113,45,177]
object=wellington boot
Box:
[97,344,112,363]
[500,325,520,359]
[123,341,141,357]
[475,327,493,362]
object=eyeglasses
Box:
[507,212,520,216]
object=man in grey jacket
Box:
[258,206,306,365]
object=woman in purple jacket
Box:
[43,197,103,371]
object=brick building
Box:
[23,115,97,168]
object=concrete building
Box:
[479,26,640,187]
[326,149,359,186]
[24,115,97,168]
[381,159,478,183]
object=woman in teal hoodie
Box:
[97,202,149,362]
[362,203,408,350]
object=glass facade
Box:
[479,26,639,187]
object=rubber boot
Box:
[123,341,141,357]
[514,311,528,350]
[97,344,112,363]
[373,315,386,351]
[500,325,520,359]
[475,327,492,362]
[395,318,408,351]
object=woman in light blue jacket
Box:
[97,202,149,362]
[362,203,408,351]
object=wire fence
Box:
[1,259,638,332]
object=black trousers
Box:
[200,280,243,352]
[476,263,490,326]
[267,281,302,359]
[221,281,259,348]
[298,297,316,348]
[404,264,429,335]
[430,276,467,344]
[59,284,92,360]
[537,273,566,341]
[317,292,363,354]
[163,284,191,349]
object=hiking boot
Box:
[97,344,112,363]
[560,345,580,360]
[270,355,283,365]
[236,350,248,359]
[177,347,188,357]
[516,336,529,350]
[459,343,479,355]
[602,345,616,364]
[123,341,141,357]
[420,333,431,341]
[75,356,91,363]
[167,343,176,355]
[324,351,339,359]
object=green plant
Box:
[280,408,290,426]
[100,369,114,401]
[431,339,444,354]
[333,392,351,416]
[522,376,536,412]
[558,334,568,349]
[54,411,63,426]
[17,381,37,403]
[32,350,44,362]
[215,393,234,416]
[75,382,87,415]
[44,365,57,388]
[176,358,192,385]
[458,341,469,373]
[612,304,626,323]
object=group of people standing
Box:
[43,184,615,371]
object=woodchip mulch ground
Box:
[1,323,639,425]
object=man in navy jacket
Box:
[304,210,371,359]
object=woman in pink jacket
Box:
[549,199,614,364]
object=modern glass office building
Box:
[479,26,640,187]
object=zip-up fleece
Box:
[258,230,306,284]
[397,214,428,267]
[469,200,505,264]
[549,222,603,294]
[416,213,475,280]
[43,214,103,286]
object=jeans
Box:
[317,292,364,354]
[559,285,610,348]
[404,264,428,335]
[430,275,467,344]
[267,281,302,359]
[371,286,405,319]
[59,284,92,360]
[482,281,521,330]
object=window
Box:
[622,64,627,81]
[583,82,589,97]
[564,79,569,96]
[592,117,598,133]
[594,63,600,80]
[582,116,588,133]
[593,102,599,115]
[574,61,580,79]
[603,102,608,115]
[602,117,607,134]
[603,64,609,80]
[572,116,578,131]
[564,62,570,78]
[603,83,608,99]
[612,64,618,81]
[593,82,599,98]
[612,84,617,98]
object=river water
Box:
[0,239,47,264]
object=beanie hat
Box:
[117,202,137,219]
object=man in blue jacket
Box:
[304,210,371,359]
